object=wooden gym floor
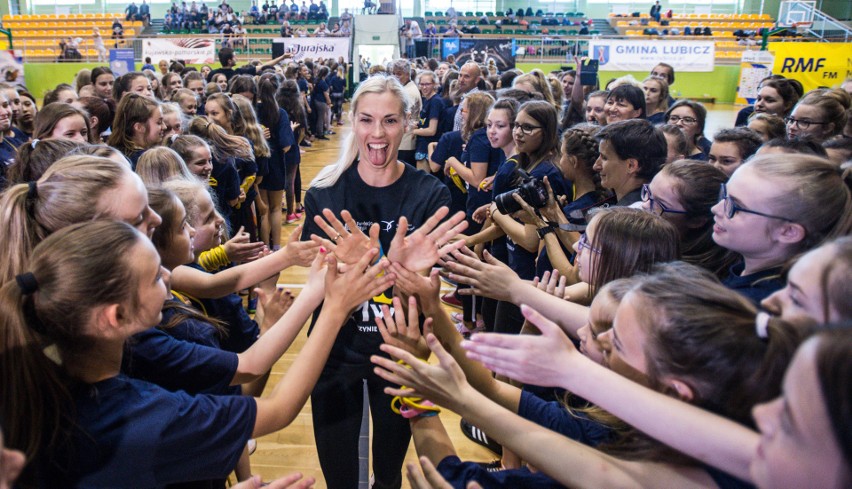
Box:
[252,104,742,488]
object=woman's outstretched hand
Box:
[446,247,521,302]
[323,248,394,316]
[387,207,468,273]
[310,208,380,266]
[282,225,320,267]
[462,304,583,388]
[372,333,472,412]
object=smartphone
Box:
[580,59,598,86]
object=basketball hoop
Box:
[792,21,812,34]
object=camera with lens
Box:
[494,169,548,215]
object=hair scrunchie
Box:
[15,272,39,295]
[754,311,770,340]
[27,181,38,200]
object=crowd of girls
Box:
[0,45,850,489]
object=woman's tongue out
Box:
[367,142,389,165]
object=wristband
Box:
[389,360,442,419]
[536,223,555,239]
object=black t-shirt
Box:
[301,163,450,361]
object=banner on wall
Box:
[736,50,775,105]
[588,40,715,72]
[142,38,216,64]
[272,37,351,62]
[109,49,136,76]
[768,42,851,93]
[441,38,515,71]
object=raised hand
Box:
[387,207,469,273]
[446,247,521,302]
[391,264,441,313]
[372,334,473,412]
[223,226,267,263]
[282,225,320,267]
[534,270,567,298]
[254,286,295,334]
[324,248,394,316]
[376,296,431,360]
[462,305,581,387]
[310,208,380,266]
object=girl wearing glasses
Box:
[641,160,737,279]
[785,88,850,142]
[664,100,709,160]
[711,154,852,304]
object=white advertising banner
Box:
[588,40,715,72]
[272,37,351,62]
[142,38,216,64]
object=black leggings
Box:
[312,356,410,489]
[493,300,524,335]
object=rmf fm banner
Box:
[768,42,851,93]
[272,37,351,62]
[142,38,216,64]
[588,40,715,72]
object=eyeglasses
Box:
[718,183,794,222]
[418,82,434,87]
[784,117,828,129]
[512,122,542,135]
[577,233,601,254]
[641,184,689,216]
[667,115,697,125]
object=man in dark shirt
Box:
[206,47,291,83]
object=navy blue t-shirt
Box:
[721,261,784,305]
[430,130,467,216]
[123,326,238,395]
[59,375,255,488]
[210,154,241,226]
[415,95,446,155]
[311,78,329,101]
[463,127,505,223]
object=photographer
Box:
[482,100,569,334]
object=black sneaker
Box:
[460,419,502,456]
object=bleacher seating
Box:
[4,13,141,61]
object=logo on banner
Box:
[593,46,610,65]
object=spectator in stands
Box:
[307,0,319,20]
[140,0,151,24]
[313,22,330,37]
[650,1,662,22]
[280,20,293,36]
[340,7,352,23]
[289,0,299,17]
[126,1,139,21]
[249,0,260,22]
[339,20,351,37]
[318,0,328,20]
[112,19,124,48]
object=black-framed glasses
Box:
[512,122,542,136]
[667,115,697,125]
[577,233,601,254]
[641,184,690,216]
[784,117,828,129]
[718,183,794,221]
